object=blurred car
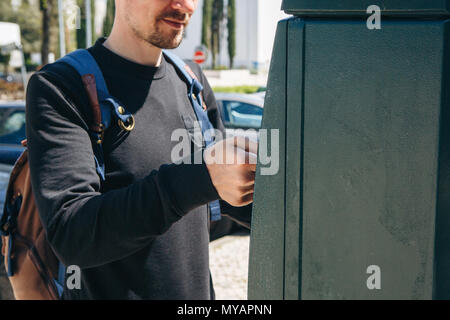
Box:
[0,162,12,210]
[250,90,266,100]
[0,101,26,165]
[0,73,14,83]
[214,93,264,134]
[0,102,25,288]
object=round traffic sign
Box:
[193,50,207,64]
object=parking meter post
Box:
[281,0,450,17]
[284,18,305,301]
[249,0,450,300]
[248,19,288,300]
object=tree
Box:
[201,0,213,50]
[227,0,235,69]
[77,0,96,48]
[40,0,53,65]
[0,54,11,75]
[0,1,15,71]
[0,1,14,24]
[0,0,42,54]
[1,0,58,66]
[103,0,115,37]
[211,0,224,68]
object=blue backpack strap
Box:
[58,49,135,181]
[59,50,111,128]
[58,50,135,133]
[163,50,222,221]
[163,51,215,143]
[51,49,136,298]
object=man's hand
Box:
[204,136,258,207]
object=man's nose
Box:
[170,0,196,15]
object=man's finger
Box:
[234,135,258,154]
[239,184,255,196]
[244,150,258,166]
[240,170,255,187]
[240,192,254,206]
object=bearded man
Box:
[26,0,255,299]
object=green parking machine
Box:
[248,0,450,300]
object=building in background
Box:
[171,0,289,71]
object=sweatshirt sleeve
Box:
[189,63,253,229]
[26,72,220,269]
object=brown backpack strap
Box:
[82,74,105,144]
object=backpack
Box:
[0,49,221,300]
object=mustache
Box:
[158,10,189,23]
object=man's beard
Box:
[146,22,185,49]
[130,11,188,49]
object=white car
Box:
[214,92,265,141]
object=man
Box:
[26,0,256,299]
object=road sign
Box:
[193,49,207,64]
[193,45,209,65]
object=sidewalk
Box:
[209,233,250,300]
[203,70,268,88]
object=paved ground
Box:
[0,260,14,300]
[209,234,250,300]
[203,70,268,88]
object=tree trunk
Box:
[77,0,96,48]
[202,0,213,50]
[41,0,52,66]
[211,0,224,69]
[103,0,115,37]
[227,0,236,69]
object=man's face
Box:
[122,0,198,49]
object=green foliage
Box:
[212,85,261,94]
[76,0,96,48]
[0,0,58,63]
[103,0,115,37]
[212,65,228,70]
[201,0,213,49]
[0,54,11,74]
[0,1,15,24]
[39,0,47,11]
[76,0,86,48]
[211,0,224,68]
[227,0,236,69]
[40,0,52,65]
[0,54,11,65]
[0,0,42,54]
[202,0,236,69]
